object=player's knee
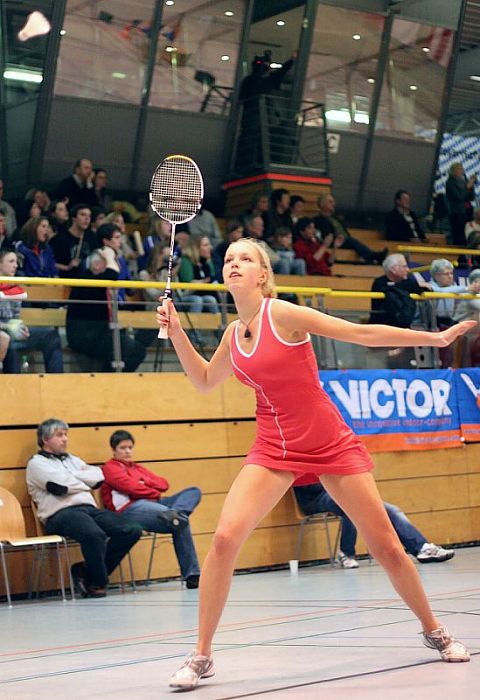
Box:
[369,536,405,567]
[211,528,241,558]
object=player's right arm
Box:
[156,299,233,392]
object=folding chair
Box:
[30,499,75,599]
[290,490,341,569]
[0,487,72,606]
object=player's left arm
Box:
[272,298,477,349]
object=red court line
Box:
[0,605,347,659]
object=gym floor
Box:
[1,547,479,699]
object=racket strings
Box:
[150,158,203,224]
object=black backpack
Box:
[383,286,417,328]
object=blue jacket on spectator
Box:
[16,242,58,278]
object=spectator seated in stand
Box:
[66,249,145,372]
[213,218,244,281]
[266,188,294,241]
[92,168,113,213]
[289,195,306,226]
[293,474,455,569]
[137,243,181,348]
[48,199,70,237]
[465,207,480,244]
[27,418,142,598]
[178,236,220,314]
[15,216,58,278]
[271,226,306,275]
[0,178,18,237]
[138,218,179,271]
[101,429,202,589]
[369,253,429,328]
[293,217,340,276]
[49,203,96,277]
[243,214,285,274]
[430,259,469,327]
[314,193,387,264]
[188,207,222,246]
[0,211,11,251]
[54,158,98,210]
[452,269,480,366]
[385,190,427,242]
[241,192,269,233]
[104,212,138,275]
[0,249,63,373]
[97,223,131,305]
[89,206,106,235]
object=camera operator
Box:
[237,49,297,170]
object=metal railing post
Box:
[109,289,125,372]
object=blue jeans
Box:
[123,487,201,579]
[180,294,219,314]
[5,326,63,373]
[294,486,426,558]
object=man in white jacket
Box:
[27,418,142,598]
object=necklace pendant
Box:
[244,327,252,339]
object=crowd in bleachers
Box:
[1,155,480,373]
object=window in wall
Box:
[149,0,245,113]
[375,19,453,141]
[54,0,155,104]
[303,6,385,132]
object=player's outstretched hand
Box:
[156,297,182,337]
[437,320,477,347]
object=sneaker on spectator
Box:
[338,550,359,569]
[422,625,470,662]
[0,283,27,300]
[416,543,455,563]
[169,652,215,689]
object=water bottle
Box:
[20,355,30,373]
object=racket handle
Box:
[158,297,169,339]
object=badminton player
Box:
[157,238,473,690]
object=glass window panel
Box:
[375,19,453,141]
[54,1,155,104]
[304,6,385,133]
[149,0,245,113]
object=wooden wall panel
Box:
[1,373,480,599]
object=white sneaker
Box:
[169,652,215,689]
[338,550,359,569]
[417,543,455,563]
[422,625,470,662]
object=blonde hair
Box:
[449,162,463,176]
[226,238,277,298]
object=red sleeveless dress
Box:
[230,298,373,476]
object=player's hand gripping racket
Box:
[149,155,204,338]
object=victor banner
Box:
[320,369,462,452]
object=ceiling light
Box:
[325,109,351,123]
[276,20,285,26]
[409,84,418,91]
[469,75,480,81]
[165,1,175,6]
[165,46,177,53]
[112,72,126,79]
[352,34,361,41]
[224,10,234,16]
[60,29,66,36]
[422,46,430,53]
[221,55,230,61]
[4,68,43,83]
[367,77,375,84]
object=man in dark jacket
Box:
[385,190,426,242]
[54,158,98,210]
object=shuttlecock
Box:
[18,11,51,42]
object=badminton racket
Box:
[149,155,203,339]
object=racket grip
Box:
[158,297,169,339]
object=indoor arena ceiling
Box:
[447,0,480,134]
